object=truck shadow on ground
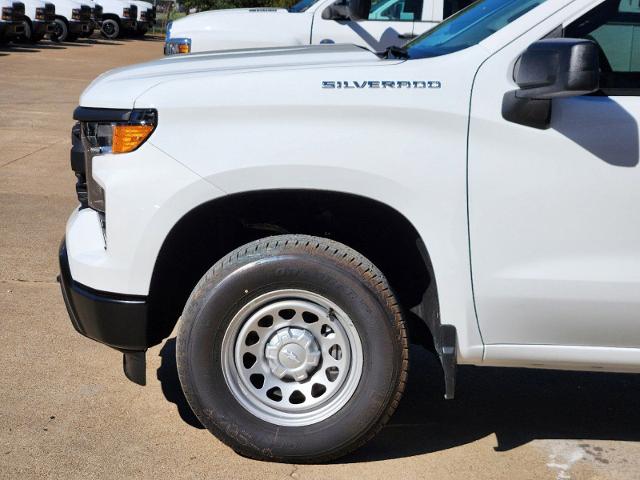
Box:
[0,43,65,53]
[157,339,640,462]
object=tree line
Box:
[179,0,299,12]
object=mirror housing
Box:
[348,0,371,20]
[321,0,371,21]
[503,38,600,129]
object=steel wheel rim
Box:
[102,20,116,37]
[221,289,363,426]
[53,21,64,39]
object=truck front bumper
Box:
[121,19,136,31]
[0,21,26,39]
[69,20,91,35]
[33,20,55,36]
[59,239,149,384]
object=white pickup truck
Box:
[49,0,92,41]
[0,0,26,41]
[18,0,55,42]
[164,0,475,54]
[130,0,154,36]
[62,0,640,464]
[93,0,136,39]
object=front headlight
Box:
[80,109,157,212]
[71,8,80,20]
[2,7,13,20]
[164,37,191,55]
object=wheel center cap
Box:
[278,344,306,369]
[265,327,321,382]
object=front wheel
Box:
[177,235,408,463]
[50,18,67,42]
[100,18,120,39]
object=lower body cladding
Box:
[58,240,150,385]
[0,21,26,40]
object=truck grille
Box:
[44,2,55,21]
[79,4,91,21]
[126,4,137,19]
[91,4,102,21]
[11,2,25,21]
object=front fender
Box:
[134,49,488,362]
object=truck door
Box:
[311,0,430,50]
[469,0,640,348]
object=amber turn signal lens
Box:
[112,124,154,153]
[178,43,190,54]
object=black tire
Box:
[100,18,120,39]
[16,20,31,43]
[50,17,67,42]
[177,235,408,463]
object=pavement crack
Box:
[288,464,299,479]
[0,139,65,169]
[3,279,58,286]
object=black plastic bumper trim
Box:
[73,106,132,123]
[58,239,151,352]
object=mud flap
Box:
[123,351,147,386]
[412,239,458,400]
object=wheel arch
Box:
[146,189,455,393]
[101,13,121,23]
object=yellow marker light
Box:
[112,124,154,153]
[178,43,190,54]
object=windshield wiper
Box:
[384,45,410,59]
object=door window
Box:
[368,0,422,21]
[565,0,640,95]
[443,0,477,17]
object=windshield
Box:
[405,0,548,59]
[289,0,322,12]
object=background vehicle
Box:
[76,0,101,38]
[98,0,135,39]
[63,0,640,464]
[50,0,91,41]
[130,0,153,37]
[164,0,475,54]
[0,0,26,42]
[18,0,55,42]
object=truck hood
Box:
[169,8,290,35]
[79,44,388,108]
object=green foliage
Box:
[179,0,299,13]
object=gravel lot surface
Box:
[1,37,639,480]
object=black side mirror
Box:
[502,38,600,129]
[321,0,371,21]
